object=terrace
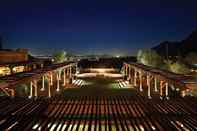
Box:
[0,60,197,130]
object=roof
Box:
[0,62,76,89]
[0,95,196,130]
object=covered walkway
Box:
[123,62,197,99]
[0,62,197,130]
[0,62,77,97]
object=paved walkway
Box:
[63,78,136,97]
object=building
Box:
[0,49,43,76]
[0,49,28,63]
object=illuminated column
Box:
[41,76,45,91]
[67,67,69,77]
[128,67,131,80]
[160,81,163,99]
[41,63,44,68]
[154,77,158,92]
[33,64,36,69]
[50,73,53,86]
[34,80,38,97]
[59,70,62,80]
[56,73,60,92]
[165,82,169,99]
[139,71,143,91]
[48,83,51,98]
[63,69,66,86]
[70,66,72,78]
[147,74,151,99]
[11,89,15,98]
[29,81,33,98]
[134,69,137,86]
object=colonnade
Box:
[29,64,76,98]
[123,63,170,99]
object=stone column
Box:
[139,71,143,91]
[58,70,61,80]
[56,73,60,92]
[165,82,169,99]
[50,73,53,86]
[147,74,151,99]
[34,80,38,97]
[128,67,131,80]
[10,89,15,98]
[41,63,44,68]
[67,68,69,76]
[63,69,66,86]
[29,81,33,98]
[70,66,72,78]
[160,81,163,99]
[41,76,45,91]
[48,82,51,98]
[33,64,36,69]
[154,77,158,92]
[134,69,137,87]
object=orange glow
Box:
[0,67,11,76]
[13,66,24,73]
[89,68,118,73]
[76,73,123,78]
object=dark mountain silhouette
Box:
[152,30,197,58]
[152,41,180,58]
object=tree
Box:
[53,50,67,63]
[168,61,190,74]
[137,49,143,63]
[137,49,164,68]
[184,52,197,65]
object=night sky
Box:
[0,0,197,55]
